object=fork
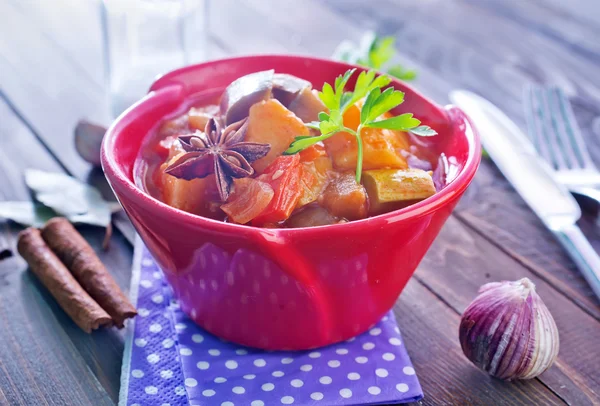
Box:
[524,85,600,211]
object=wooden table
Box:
[1,1,599,404]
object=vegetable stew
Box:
[137,69,442,228]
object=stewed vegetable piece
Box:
[252,155,303,226]
[245,99,309,173]
[321,173,369,220]
[362,169,436,215]
[221,178,274,224]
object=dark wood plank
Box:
[7,0,105,88]
[395,279,564,406]
[0,2,109,175]
[456,164,600,319]
[0,95,132,404]
[469,0,600,63]
[417,216,600,405]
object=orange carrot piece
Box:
[299,144,327,162]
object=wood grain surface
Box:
[0,0,599,405]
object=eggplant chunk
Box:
[220,70,274,124]
[286,205,340,228]
[362,168,436,215]
[320,172,368,220]
[272,73,312,106]
[288,88,327,123]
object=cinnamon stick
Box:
[41,218,136,327]
[17,227,112,333]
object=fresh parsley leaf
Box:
[333,31,417,81]
[348,71,391,109]
[319,82,336,111]
[317,112,330,122]
[284,69,436,182]
[360,87,381,125]
[319,119,339,136]
[365,113,421,130]
[367,36,395,69]
[387,65,418,81]
[363,87,405,124]
[284,132,335,155]
[410,125,438,136]
[333,69,355,105]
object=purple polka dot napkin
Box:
[119,237,423,406]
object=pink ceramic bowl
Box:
[102,55,480,350]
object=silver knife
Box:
[450,90,600,299]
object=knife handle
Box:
[554,224,600,300]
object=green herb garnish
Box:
[332,31,417,81]
[284,69,437,182]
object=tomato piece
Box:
[299,144,327,162]
[221,178,274,224]
[252,155,302,225]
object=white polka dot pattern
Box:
[123,245,422,406]
[160,370,173,379]
[281,395,294,404]
[311,392,324,400]
[131,369,144,378]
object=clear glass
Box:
[102,0,208,118]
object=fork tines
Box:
[524,85,595,171]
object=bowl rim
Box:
[102,54,481,237]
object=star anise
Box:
[164,117,270,201]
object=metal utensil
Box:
[450,90,600,299]
[524,85,600,208]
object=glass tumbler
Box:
[101,0,208,118]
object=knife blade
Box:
[450,90,600,299]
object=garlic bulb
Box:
[459,278,559,380]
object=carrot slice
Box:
[299,144,327,162]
